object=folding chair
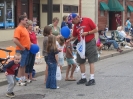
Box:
[0,48,12,72]
[6,46,16,59]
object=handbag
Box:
[56,66,62,80]
[76,36,86,59]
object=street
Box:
[0,52,133,99]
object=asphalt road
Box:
[0,52,133,99]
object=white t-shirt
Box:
[120,30,126,38]
[56,41,64,58]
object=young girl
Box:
[46,35,60,89]
[42,26,52,84]
[56,36,65,72]
[65,38,76,81]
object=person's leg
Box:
[6,75,15,93]
[65,65,71,80]
[49,63,57,89]
[46,63,50,88]
[44,64,48,84]
[70,63,76,79]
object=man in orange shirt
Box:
[13,15,31,85]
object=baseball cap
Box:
[68,13,77,23]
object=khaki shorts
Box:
[77,39,98,64]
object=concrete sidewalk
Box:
[0,36,133,86]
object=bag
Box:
[56,66,62,80]
[76,36,86,59]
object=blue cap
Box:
[71,13,77,19]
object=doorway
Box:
[21,0,29,17]
[109,11,121,30]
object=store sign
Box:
[0,3,4,6]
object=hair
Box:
[127,17,130,21]
[18,15,27,22]
[98,30,103,35]
[23,12,27,16]
[58,36,65,46]
[26,20,33,28]
[43,26,52,36]
[63,15,68,21]
[117,26,122,31]
[52,17,59,23]
[47,35,58,53]
[14,53,21,58]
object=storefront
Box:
[98,0,133,30]
[0,0,14,29]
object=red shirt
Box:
[73,17,96,43]
[29,31,37,44]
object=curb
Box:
[0,49,133,86]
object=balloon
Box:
[30,44,39,54]
[61,26,70,38]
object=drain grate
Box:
[12,94,45,99]
[77,94,85,96]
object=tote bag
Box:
[56,66,62,80]
[76,36,86,59]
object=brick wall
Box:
[16,0,33,24]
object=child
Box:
[3,53,21,98]
[42,25,52,84]
[56,36,65,72]
[46,35,60,89]
[65,38,76,81]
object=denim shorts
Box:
[58,58,64,66]
[66,58,75,65]
[125,27,129,32]
[16,49,29,67]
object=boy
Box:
[65,39,76,81]
[3,53,22,98]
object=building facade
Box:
[98,0,133,30]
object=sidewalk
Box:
[0,36,133,86]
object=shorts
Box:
[124,38,130,43]
[66,58,75,65]
[58,58,64,66]
[77,39,98,64]
[125,27,129,32]
[16,49,29,67]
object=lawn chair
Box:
[0,48,12,72]
[6,46,16,59]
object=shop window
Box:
[63,5,78,13]
[42,4,60,13]
[0,0,14,29]
[100,11,105,16]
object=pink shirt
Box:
[29,31,37,44]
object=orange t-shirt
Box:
[14,25,31,50]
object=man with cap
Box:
[67,13,98,86]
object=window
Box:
[100,11,105,16]
[0,0,14,29]
[63,5,78,13]
[42,4,60,12]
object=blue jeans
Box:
[106,40,118,49]
[46,62,57,89]
[25,52,36,73]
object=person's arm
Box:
[3,61,14,73]
[55,53,60,66]
[66,36,77,43]
[13,38,25,50]
[81,27,98,36]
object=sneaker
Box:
[77,78,87,85]
[17,82,27,86]
[6,93,15,98]
[85,79,95,86]
[57,86,60,89]
[11,92,15,96]
[26,79,32,83]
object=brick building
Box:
[98,0,133,30]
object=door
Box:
[109,11,121,30]
[33,3,40,26]
[21,0,28,17]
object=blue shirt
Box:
[61,21,68,28]
[126,20,131,29]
